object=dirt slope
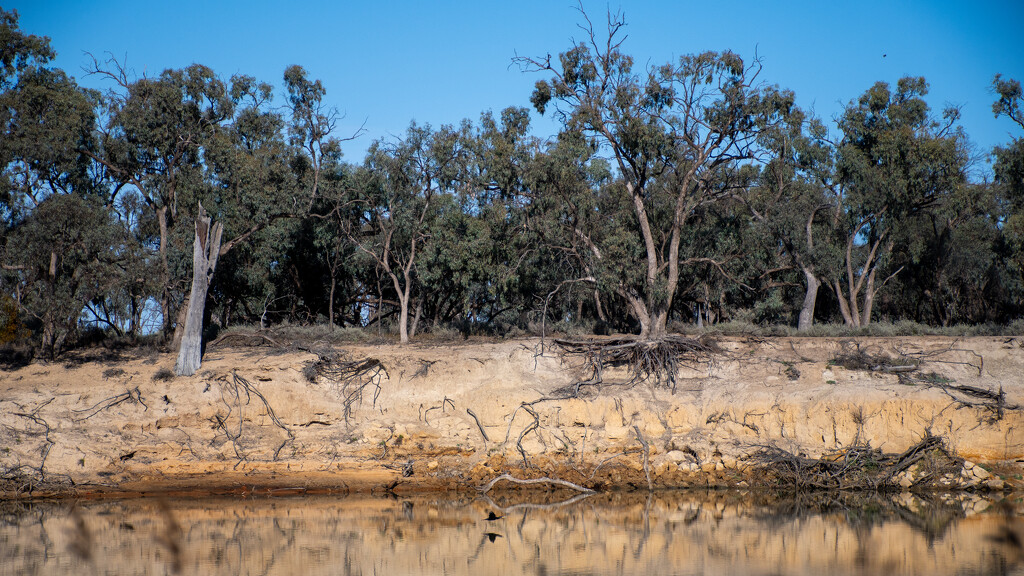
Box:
[1,336,1022,497]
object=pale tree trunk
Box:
[625,292,654,340]
[394,272,411,344]
[410,297,423,338]
[175,204,223,376]
[172,295,189,350]
[328,276,336,330]
[831,278,859,327]
[797,267,820,331]
[593,290,607,323]
[157,206,174,340]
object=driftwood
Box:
[478,473,595,494]
[749,435,951,490]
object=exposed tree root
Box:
[467,408,489,443]
[72,386,147,421]
[307,350,388,422]
[1,399,76,495]
[748,435,956,490]
[553,335,719,392]
[211,372,295,466]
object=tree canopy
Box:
[1,8,1022,361]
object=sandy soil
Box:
[1,336,1022,498]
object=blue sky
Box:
[9,0,1024,173]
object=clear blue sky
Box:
[9,0,1024,174]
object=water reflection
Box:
[1,490,1021,575]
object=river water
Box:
[1,490,1021,575]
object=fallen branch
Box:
[209,332,281,348]
[633,425,652,491]
[478,473,595,494]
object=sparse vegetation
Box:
[151,368,174,382]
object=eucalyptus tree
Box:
[991,75,1024,311]
[89,61,235,340]
[741,112,841,330]
[349,122,471,343]
[3,193,121,357]
[175,74,304,375]
[519,10,795,339]
[0,10,127,354]
[808,77,968,327]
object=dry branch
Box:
[467,408,489,443]
[478,473,595,494]
[633,425,652,491]
[748,435,953,490]
[72,386,146,421]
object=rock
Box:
[822,369,835,382]
[427,461,439,470]
[666,450,688,462]
[899,475,914,489]
[714,461,724,471]
[678,461,698,473]
[985,477,1005,491]
[972,466,991,480]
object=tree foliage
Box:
[0,11,1021,360]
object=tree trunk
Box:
[797,267,820,331]
[410,297,423,338]
[175,203,223,376]
[157,206,173,340]
[831,278,859,327]
[328,276,336,330]
[593,290,607,323]
[861,266,878,327]
[397,285,410,344]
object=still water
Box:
[1,490,1022,575]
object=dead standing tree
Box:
[175,203,222,376]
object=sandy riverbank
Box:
[1,336,1022,498]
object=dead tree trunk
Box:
[175,203,223,376]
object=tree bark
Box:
[797,267,820,331]
[174,203,223,376]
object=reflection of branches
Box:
[480,491,595,514]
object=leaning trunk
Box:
[175,204,223,376]
[797,267,820,331]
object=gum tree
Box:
[518,10,794,339]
